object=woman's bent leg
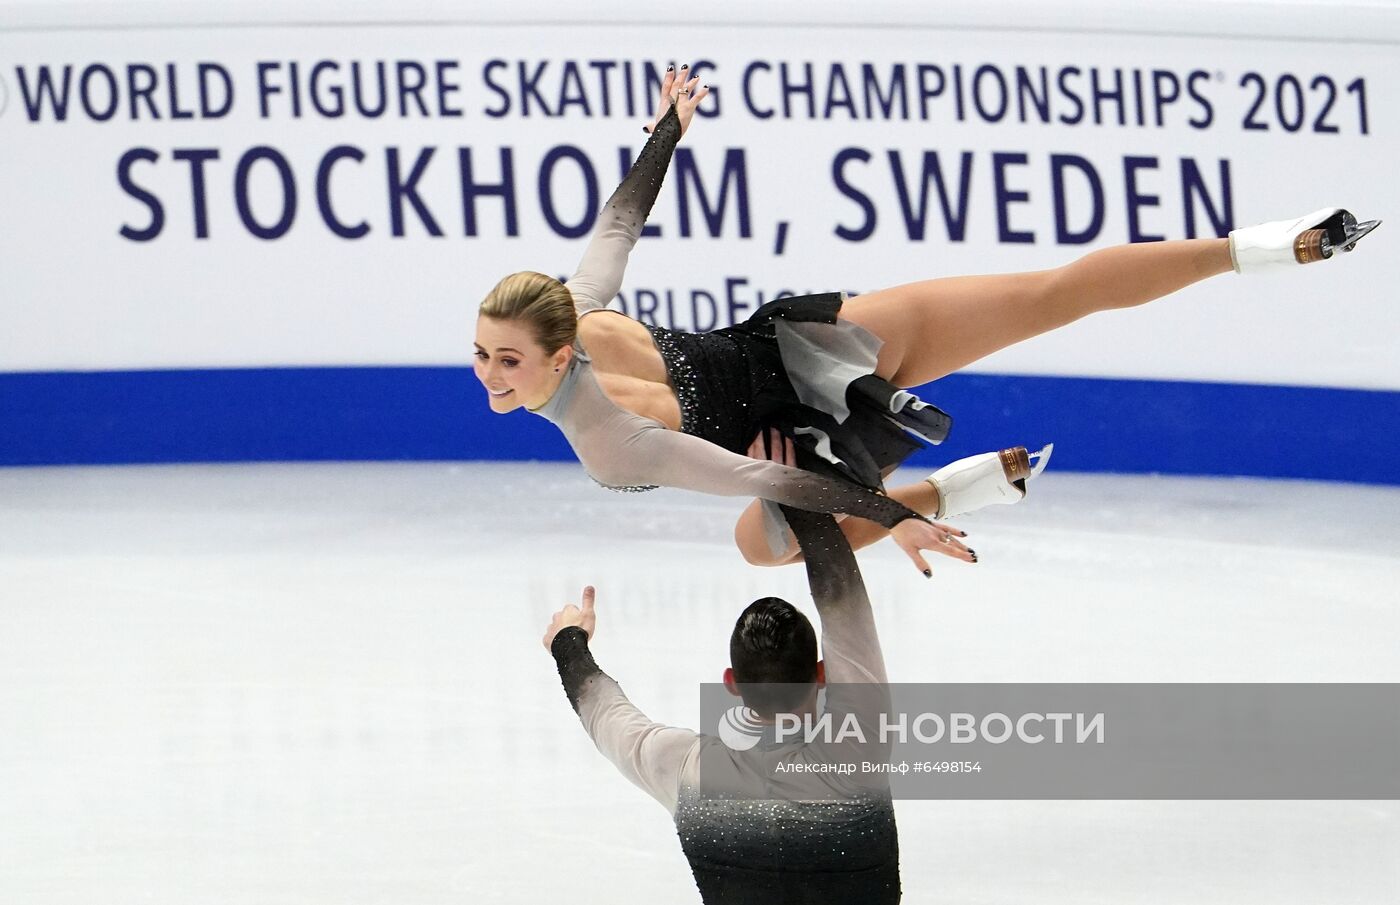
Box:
[734,482,942,566]
[842,238,1233,387]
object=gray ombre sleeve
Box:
[782,507,888,686]
[551,627,700,815]
[537,363,929,529]
[565,106,682,315]
[784,507,893,787]
[601,422,926,530]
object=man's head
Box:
[723,597,824,718]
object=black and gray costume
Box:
[550,507,900,903]
[533,106,952,549]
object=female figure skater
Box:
[472,64,1378,577]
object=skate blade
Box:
[1339,219,1381,253]
[1029,443,1054,479]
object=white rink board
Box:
[1,2,1398,388]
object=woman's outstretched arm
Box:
[604,421,973,577]
[564,66,710,315]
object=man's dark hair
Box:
[729,597,818,716]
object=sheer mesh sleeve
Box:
[551,626,603,711]
[616,423,926,530]
[565,106,682,315]
[550,626,699,815]
[785,507,893,788]
[782,507,888,687]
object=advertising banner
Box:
[2,4,1397,472]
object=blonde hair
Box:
[479,272,577,352]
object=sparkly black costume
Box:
[535,105,951,535]
[646,286,956,490]
[551,507,900,902]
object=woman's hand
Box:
[890,518,977,577]
[644,63,709,137]
[746,427,975,575]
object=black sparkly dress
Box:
[534,105,951,537]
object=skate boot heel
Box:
[928,443,1053,519]
[1295,211,1383,262]
[1293,228,1330,264]
[1231,207,1382,273]
[998,446,1032,483]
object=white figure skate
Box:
[927,444,1053,520]
[1229,208,1381,274]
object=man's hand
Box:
[542,586,598,651]
[746,426,796,467]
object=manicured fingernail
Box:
[641,126,649,133]
[681,63,689,69]
[667,65,674,71]
[959,530,968,537]
[923,569,932,578]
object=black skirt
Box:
[646,292,951,491]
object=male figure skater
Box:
[543,505,899,902]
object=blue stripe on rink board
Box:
[1,367,1397,484]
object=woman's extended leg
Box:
[841,238,1233,387]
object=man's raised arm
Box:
[544,587,699,814]
[779,506,888,687]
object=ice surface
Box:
[2,463,1397,903]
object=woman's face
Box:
[473,316,568,413]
